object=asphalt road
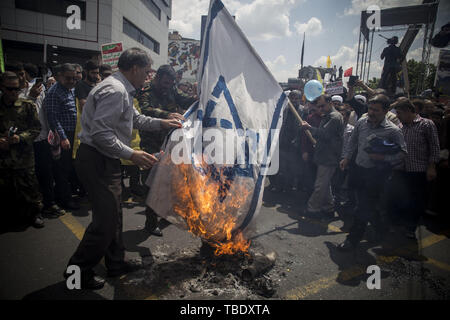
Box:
[1,181,450,300]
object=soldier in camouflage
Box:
[0,72,44,229]
[136,65,196,236]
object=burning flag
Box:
[145,0,287,256]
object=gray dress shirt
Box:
[79,71,161,160]
[344,116,407,169]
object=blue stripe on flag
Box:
[183,100,199,119]
[233,92,287,235]
[217,76,243,130]
[200,0,224,82]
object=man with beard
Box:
[75,61,100,109]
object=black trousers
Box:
[54,131,75,204]
[33,140,58,208]
[68,144,125,272]
[346,165,390,244]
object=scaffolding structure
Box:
[356,1,439,94]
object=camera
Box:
[387,36,399,45]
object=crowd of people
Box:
[273,79,449,251]
[0,54,197,230]
[1,46,449,288]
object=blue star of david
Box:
[189,75,256,202]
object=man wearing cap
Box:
[301,94,344,219]
[331,95,343,107]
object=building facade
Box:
[0,0,171,71]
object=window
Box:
[15,0,86,20]
[123,18,160,54]
[141,0,161,20]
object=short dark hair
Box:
[411,98,425,113]
[59,63,76,74]
[118,47,152,71]
[369,94,390,110]
[99,64,112,73]
[393,98,416,113]
[24,63,39,78]
[156,64,176,80]
[5,62,24,73]
[0,71,20,85]
[337,104,352,117]
[84,60,99,71]
[73,64,83,72]
[323,94,332,103]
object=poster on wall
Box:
[101,42,123,72]
[168,40,201,82]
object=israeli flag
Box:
[146,0,287,241]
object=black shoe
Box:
[107,261,143,278]
[320,210,335,221]
[32,215,45,228]
[337,239,356,251]
[64,269,105,290]
[144,213,163,237]
[61,200,80,211]
[82,274,105,290]
[145,223,163,237]
[42,204,66,218]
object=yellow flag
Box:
[326,56,331,68]
[316,69,323,84]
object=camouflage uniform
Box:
[135,82,196,233]
[136,82,196,154]
[0,97,42,225]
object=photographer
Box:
[379,36,403,96]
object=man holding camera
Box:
[379,36,403,96]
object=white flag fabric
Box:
[146,0,287,245]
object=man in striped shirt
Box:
[394,98,440,239]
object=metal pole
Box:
[361,36,367,82]
[356,30,362,77]
[366,29,375,83]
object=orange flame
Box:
[172,162,251,256]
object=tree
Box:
[406,59,437,95]
[368,77,380,90]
